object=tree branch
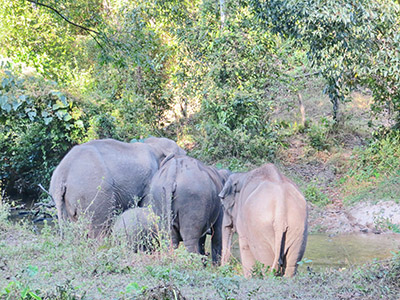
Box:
[27,0,100,35]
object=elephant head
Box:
[218,173,244,214]
[144,137,186,162]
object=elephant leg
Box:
[171,224,182,249]
[183,237,200,253]
[211,211,223,265]
[178,214,203,254]
[283,237,306,277]
[238,236,256,278]
[198,235,206,255]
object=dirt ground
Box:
[309,200,400,234]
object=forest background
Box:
[1,0,400,207]
[1,0,400,299]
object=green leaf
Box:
[2,103,11,113]
[0,95,7,106]
[63,113,72,121]
[52,103,62,110]
[60,95,67,106]
[1,78,9,89]
[18,95,27,102]
[75,120,84,127]
[44,117,53,125]
[125,282,142,294]
[51,91,68,106]
[28,111,37,120]
[55,110,69,120]
[28,291,42,300]
[21,287,29,298]
[27,265,39,277]
[12,100,22,111]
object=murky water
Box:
[7,196,55,233]
[231,233,400,271]
[303,233,400,271]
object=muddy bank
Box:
[309,200,400,234]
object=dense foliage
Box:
[1,0,400,197]
[252,0,400,123]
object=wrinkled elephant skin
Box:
[144,154,230,264]
[49,137,186,238]
[219,163,308,277]
[112,207,158,252]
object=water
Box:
[7,196,55,232]
[231,233,400,271]
[303,233,400,271]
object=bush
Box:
[304,183,330,207]
[0,65,89,195]
[347,132,400,181]
[307,117,334,151]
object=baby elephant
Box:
[219,163,308,277]
[112,207,159,252]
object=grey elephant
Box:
[49,137,186,238]
[112,207,159,252]
[219,163,308,277]
[143,154,230,264]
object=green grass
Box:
[1,204,400,299]
[343,173,400,205]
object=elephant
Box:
[143,154,231,264]
[112,207,159,252]
[49,137,186,238]
[218,163,308,277]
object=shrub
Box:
[304,183,330,207]
[307,117,333,151]
[348,132,400,181]
[0,65,88,195]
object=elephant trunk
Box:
[221,213,234,265]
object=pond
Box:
[230,233,400,272]
[302,233,400,271]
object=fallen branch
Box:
[293,71,320,78]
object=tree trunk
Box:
[297,92,306,126]
[219,0,226,28]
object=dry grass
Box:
[1,205,400,299]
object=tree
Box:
[251,0,400,127]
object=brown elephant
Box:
[218,163,308,277]
[49,137,186,238]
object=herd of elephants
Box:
[49,137,308,277]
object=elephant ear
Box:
[219,174,243,211]
[160,153,175,168]
[218,178,235,210]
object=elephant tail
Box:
[49,173,69,238]
[271,190,288,276]
[50,180,68,221]
[271,225,288,276]
[160,156,178,232]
